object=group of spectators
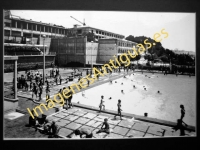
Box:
[28,111,111,138]
[27,111,61,138]
[25,67,131,138]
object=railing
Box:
[48,52,56,55]
[5,52,56,56]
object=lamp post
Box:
[114,44,117,67]
[42,35,46,85]
[91,41,93,73]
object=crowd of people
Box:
[16,68,68,101]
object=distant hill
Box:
[173,50,195,56]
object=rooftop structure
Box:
[4,10,67,39]
[4,10,125,41]
[68,26,125,41]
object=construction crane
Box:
[70,16,86,26]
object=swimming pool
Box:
[73,72,196,126]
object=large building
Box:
[49,37,138,67]
[4,10,139,69]
[4,10,124,44]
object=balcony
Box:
[4,51,56,56]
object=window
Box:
[4,22,10,27]
[52,28,55,33]
[40,25,43,32]
[77,29,82,34]
[65,29,67,35]
[11,20,16,28]
[32,24,36,31]
[37,25,40,31]
[16,21,21,29]
[45,26,48,32]
[27,23,31,30]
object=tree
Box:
[130,53,141,66]
[125,35,135,42]
[160,55,169,63]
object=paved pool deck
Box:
[44,106,196,138]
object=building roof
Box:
[68,26,125,37]
[99,38,138,44]
[8,16,67,29]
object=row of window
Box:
[117,42,135,47]
[5,20,67,35]
[4,30,65,39]
[95,30,123,39]
[118,49,134,53]
[95,36,107,39]
[5,20,124,39]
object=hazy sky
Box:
[10,10,195,52]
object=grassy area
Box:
[4,97,56,138]
[4,114,49,138]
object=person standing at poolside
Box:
[32,83,37,100]
[67,89,73,108]
[55,76,58,85]
[29,80,33,91]
[114,100,122,120]
[38,85,43,101]
[62,87,68,109]
[180,104,185,121]
[46,84,50,101]
[99,95,105,113]
[59,75,62,85]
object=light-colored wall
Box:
[97,43,117,64]
[4,99,18,112]
[85,42,98,65]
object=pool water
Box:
[73,72,196,126]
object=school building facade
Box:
[49,37,138,67]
